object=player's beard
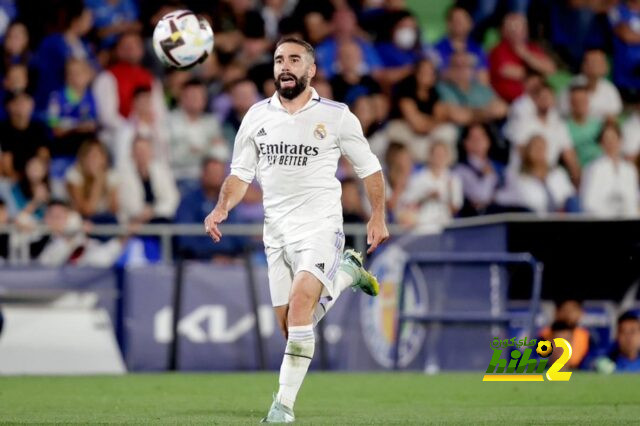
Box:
[275,72,309,100]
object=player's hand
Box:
[204,207,228,243]
[366,215,389,254]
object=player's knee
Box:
[287,291,315,325]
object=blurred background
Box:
[0,0,639,375]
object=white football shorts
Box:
[265,228,345,307]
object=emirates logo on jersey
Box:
[314,123,327,140]
[259,142,319,166]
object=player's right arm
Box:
[204,107,258,243]
[205,176,249,242]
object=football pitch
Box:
[2,372,639,424]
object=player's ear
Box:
[308,62,316,79]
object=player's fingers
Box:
[210,224,222,242]
[367,233,381,254]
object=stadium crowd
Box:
[0,0,640,263]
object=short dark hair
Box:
[446,5,470,21]
[598,120,622,143]
[617,310,640,326]
[551,320,574,332]
[48,199,70,209]
[133,85,152,98]
[4,90,31,107]
[182,77,205,89]
[276,37,315,62]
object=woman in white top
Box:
[496,134,575,214]
[65,140,119,223]
[119,137,180,223]
[581,122,639,218]
[398,141,463,233]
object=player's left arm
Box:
[338,108,389,253]
[362,170,390,253]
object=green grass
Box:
[1,372,639,424]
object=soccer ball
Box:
[152,10,214,69]
[536,340,553,358]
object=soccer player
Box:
[204,37,389,423]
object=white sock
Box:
[276,324,315,410]
[312,270,353,326]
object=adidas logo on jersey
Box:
[257,128,267,137]
[315,263,325,273]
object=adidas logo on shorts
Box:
[315,263,325,273]
[257,127,267,137]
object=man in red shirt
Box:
[93,32,167,147]
[489,13,556,103]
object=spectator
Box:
[349,91,388,160]
[437,51,508,127]
[315,8,382,80]
[387,58,456,162]
[496,135,575,214]
[434,6,489,83]
[609,0,640,99]
[222,78,260,146]
[622,100,640,163]
[46,58,98,159]
[606,311,640,372]
[384,142,414,220]
[504,83,581,184]
[6,156,49,222]
[0,62,29,120]
[0,21,30,75]
[300,9,333,46]
[374,10,425,87]
[118,137,179,224]
[112,86,169,169]
[546,320,581,369]
[261,0,297,42]
[0,91,49,181]
[85,0,141,49]
[35,199,125,267]
[546,0,601,72]
[397,141,463,233]
[539,300,590,369]
[168,78,227,182]
[65,140,119,223]
[454,124,503,216]
[558,49,623,120]
[32,3,96,110]
[489,13,555,103]
[581,122,639,217]
[174,155,247,260]
[93,31,166,146]
[506,71,543,124]
[329,39,382,103]
[566,83,603,167]
[359,0,410,43]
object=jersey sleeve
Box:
[337,108,382,179]
[229,112,258,183]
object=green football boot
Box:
[260,395,295,423]
[341,248,380,296]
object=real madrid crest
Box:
[313,123,327,140]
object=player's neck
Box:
[278,87,313,115]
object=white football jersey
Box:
[230,88,381,248]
